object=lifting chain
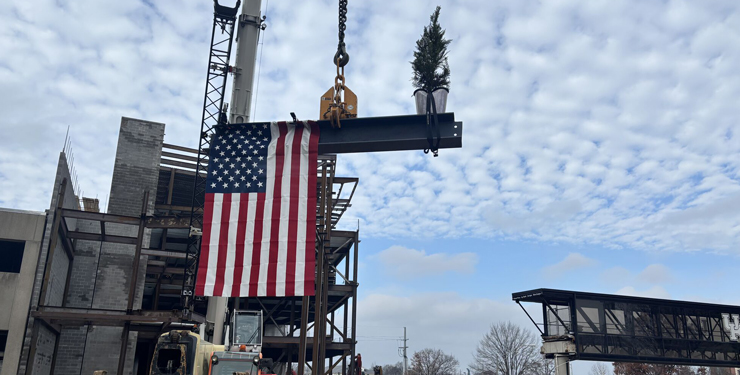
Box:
[334,0,349,67]
[323,57,350,128]
[321,0,356,128]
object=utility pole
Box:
[205,0,264,346]
[402,327,408,375]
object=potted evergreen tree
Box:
[412,6,451,115]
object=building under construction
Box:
[0,0,463,374]
[9,116,360,375]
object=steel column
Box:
[298,296,309,375]
[118,191,149,374]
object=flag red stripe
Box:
[285,124,305,296]
[305,121,319,296]
[231,193,249,296]
[195,194,216,296]
[267,122,288,296]
[213,194,232,296]
[195,122,319,297]
[249,193,266,296]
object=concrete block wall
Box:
[19,118,165,375]
[46,243,69,307]
[52,326,86,374]
[78,117,164,375]
[64,218,101,309]
[29,325,55,375]
[17,153,78,375]
[79,327,137,375]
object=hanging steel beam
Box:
[317,113,462,154]
[228,113,463,154]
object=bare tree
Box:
[613,362,677,375]
[589,363,610,375]
[532,357,555,375]
[675,367,697,375]
[409,348,459,375]
[383,362,403,375]
[470,322,541,375]
[709,368,735,375]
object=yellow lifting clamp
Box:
[320,57,357,128]
[321,0,356,128]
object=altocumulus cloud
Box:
[333,0,740,255]
[3,0,740,255]
[542,252,597,279]
[377,246,477,278]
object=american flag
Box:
[195,121,319,297]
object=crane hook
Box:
[334,43,350,67]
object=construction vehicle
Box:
[149,311,274,375]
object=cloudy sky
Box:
[2,0,740,372]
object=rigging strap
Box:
[424,90,441,157]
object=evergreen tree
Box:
[411,6,452,91]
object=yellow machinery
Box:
[149,330,265,375]
[150,311,272,375]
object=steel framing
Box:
[156,136,360,375]
[25,178,208,374]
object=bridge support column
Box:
[542,338,575,375]
[554,354,570,375]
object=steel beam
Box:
[64,230,139,245]
[59,208,141,225]
[141,249,187,259]
[227,113,463,154]
[145,215,191,229]
[317,113,462,154]
[31,310,184,325]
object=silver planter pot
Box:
[414,87,449,115]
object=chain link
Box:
[325,0,351,128]
[334,0,349,67]
[338,0,347,46]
